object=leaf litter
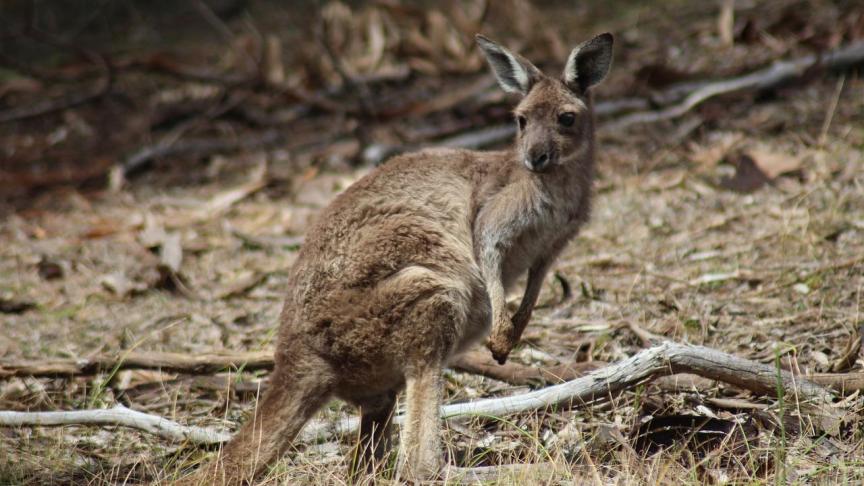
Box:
[1,0,864,484]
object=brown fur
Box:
[177,33,612,485]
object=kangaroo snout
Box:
[524,146,556,172]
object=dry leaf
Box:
[159,232,183,274]
[100,272,145,297]
[748,146,803,179]
[688,132,743,169]
[719,153,770,193]
[138,214,168,249]
[212,271,269,300]
[719,146,802,193]
[115,370,176,391]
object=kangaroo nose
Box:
[527,152,550,171]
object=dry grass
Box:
[2,1,864,485]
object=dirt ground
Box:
[1,1,863,484]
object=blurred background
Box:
[1,1,863,484]
[1,0,861,195]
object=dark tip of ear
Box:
[475,34,494,47]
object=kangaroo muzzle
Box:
[524,147,556,172]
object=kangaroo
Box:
[179,33,612,485]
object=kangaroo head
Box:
[476,33,613,173]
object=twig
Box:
[624,321,663,347]
[818,74,845,146]
[127,54,252,87]
[189,0,236,43]
[604,41,864,131]
[0,45,112,124]
[0,404,230,445]
[553,271,574,305]
[315,21,376,117]
[122,130,284,176]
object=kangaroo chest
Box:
[500,207,576,292]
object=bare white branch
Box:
[0,404,231,444]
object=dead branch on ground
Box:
[0,350,274,379]
[122,129,285,176]
[1,342,845,446]
[0,347,597,388]
[605,41,864,131]
[3,344,859,394]
[0,404,230,445]
[0,49,112,124]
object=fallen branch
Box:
[362,40,864,164]
[301,341,842,443]
[0,347,597,388]
[605,41,864,131]
[3,342,842,446]
[4,345,859,397]
[0,53,112,125]
[0,347,593,387]
[122,129,285,176]
[0,404,230,445]
[0,350,274,379]
[0,30,114,124]
[808,372,864,394]
[441,341,836,417]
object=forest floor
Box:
[1,0,863,484]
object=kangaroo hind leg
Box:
[399,360,444,482]
[349,390,398,482]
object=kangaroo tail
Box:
[177,364,334,485]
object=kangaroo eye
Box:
[516,115,527,130]
[558,112,576,127]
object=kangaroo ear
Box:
[476,34,541,95]
[564,33,613,93]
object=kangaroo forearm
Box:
[513,262,549,324]
[486,259,552,363]
[476,222,510,327]
[483,269,509,329]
